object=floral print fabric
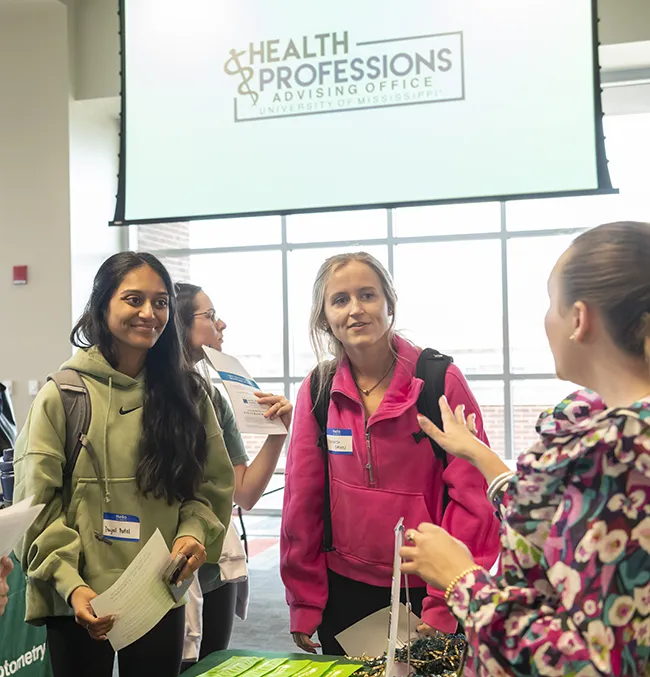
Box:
[447,390,650,676]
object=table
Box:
[183,649,358,677]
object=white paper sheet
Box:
[90,529,175,651]
[335,604,420,658]
[0,495,45,557]
[203,346,287,435]
[385,519,405,677]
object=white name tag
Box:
[327,428,353,455]
[103,513,141,542]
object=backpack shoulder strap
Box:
[310,362,336,553]
[310,365,334,441]
[415,348,454,513]
[47,369,91,478]
[415,348,454,458]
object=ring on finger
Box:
[406,530,417,542]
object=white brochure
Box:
[0,495,45,558]
[202,346,287,436]
[90,529,175,651]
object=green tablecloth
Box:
[182,649,357,677]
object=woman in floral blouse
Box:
[401,221,650,677]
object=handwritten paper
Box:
[203,347,287,435]
[90,529,175,651]
[0,496,44,557]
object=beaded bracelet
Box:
[444,565,484,602]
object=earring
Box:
[569,332,578,341]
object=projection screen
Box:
[113,0,613,225]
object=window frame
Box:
[131,207,591,461]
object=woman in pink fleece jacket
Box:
[280,252,500,655]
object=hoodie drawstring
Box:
[103,376,112,503]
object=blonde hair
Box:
[308,252,398,398]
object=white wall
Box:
[599,0,650,44]
[0,2,122,426]
[73,0,120,101]
[0,3,73,423]
[69,98,123,323]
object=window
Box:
[511,379,581,457]
[286,209,387,244]
[190,216,281,248]
[507,234,575,375]
[505,193,622,232]
[160,250,284,377]
[467,380,505,459]
[193,250,284,377]
[394,202,501,237]
[128,111,650,477]
[394,240,503,374]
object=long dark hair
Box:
[175,282,203,364]
[562,221,650,363]
[71,252,209,504]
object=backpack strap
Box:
[47,369,92,478]
[0,382,16,450]
[310,362,336,553]
[415,348,454,514]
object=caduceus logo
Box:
[224,48,259,105]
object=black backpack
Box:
[310,348,453,553]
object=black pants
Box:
[318,569,427,656]
[181,582,238,672]
[46,606,185,677]
[199,582,237,658]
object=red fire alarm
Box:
[13,265,28,285]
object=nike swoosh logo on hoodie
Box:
[119,406,143,416]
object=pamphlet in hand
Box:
[91,529,193,651]
[202,346,287,436]
[0,496,45,558]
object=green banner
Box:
[0,555,52,677]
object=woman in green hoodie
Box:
[13,252,235,677]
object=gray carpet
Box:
[229,546,296,653]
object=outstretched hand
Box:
[417,396,486,462]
